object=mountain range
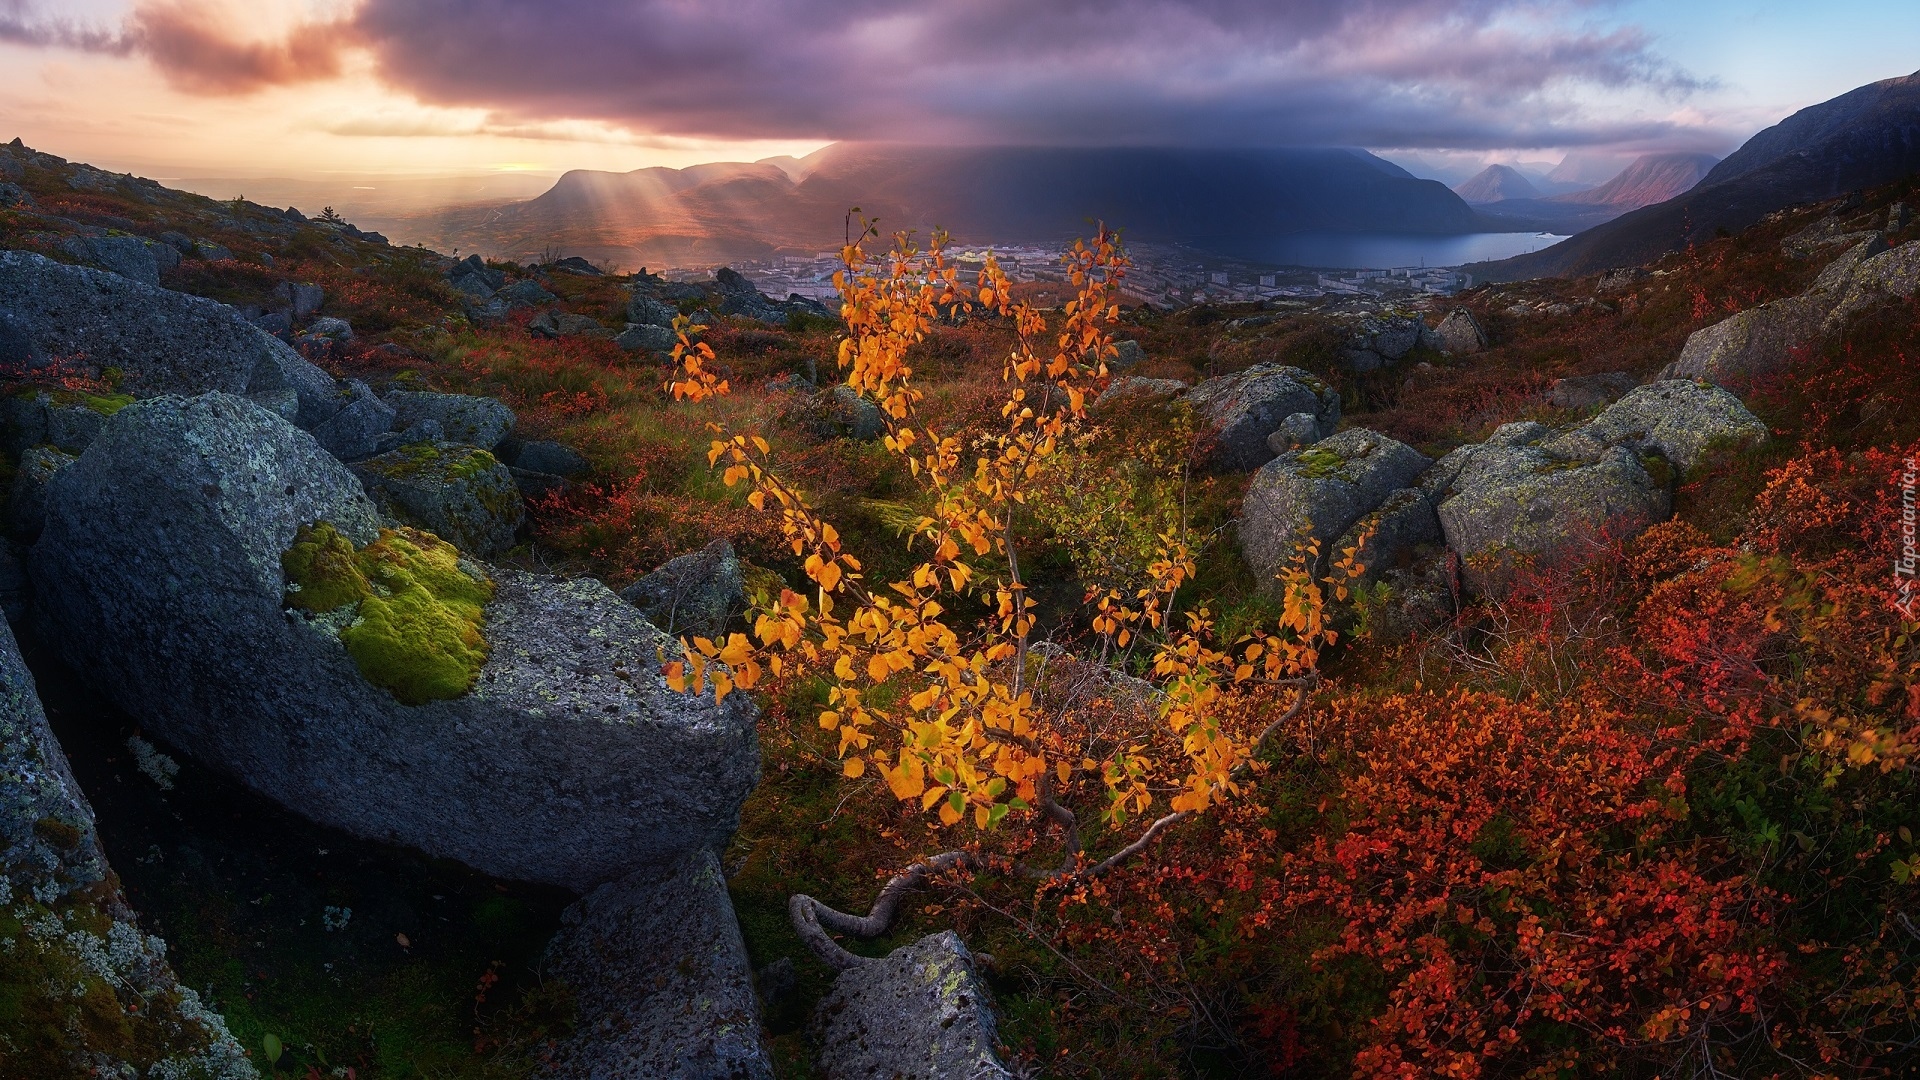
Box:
[1459,153,1721,233]
[1474,70,1920,281]
[389,144,1483,267]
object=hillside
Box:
[394,143,1486,267]
[1472,68,1920,281]
[1548,151,1720,208]
[5,134,1920,1080]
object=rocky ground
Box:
[3,136,1919,1077]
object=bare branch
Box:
[787,850,978,970]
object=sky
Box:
[0,0,1914,186]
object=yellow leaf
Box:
[1056,759,1071,784]
[974,804,990,829]
[843,757,866,778]
[868,654,890,683]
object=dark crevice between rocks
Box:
[13,623,577,1079]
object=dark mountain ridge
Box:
[396,143,1486,267]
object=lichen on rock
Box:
[282,522,494,705]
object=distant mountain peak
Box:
[1455,165,1541,203]
[1548,152,1720,210]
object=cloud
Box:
[1,0,350,94]
[3,0,1724,151]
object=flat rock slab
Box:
[812,931,1012,1080]
[542,849,773,1080]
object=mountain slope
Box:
[395,144,1484,267]
[1456,165,1541,203]
[1472,70,1920,281]
[1548,152,1719,209]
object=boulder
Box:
[450,255,506,290]
[1547,371,1636,410]
[450,273,496,300]
[1109,339,1146,370]
[6,445,74,541]
[498,278,557,307]
[1343,347,1385,373]
[1662,237,1913,385]
[541,849,773,1080]
[1435,437,1670,593]
[1185,364,1341,472]
[1595,267,1650,292]
[32,393,760,890]
[1331,486,1442,586]
[307,316,353,343]
[1265,411,1324,454]
[0,181,31,209]
[1093,376,1186,410]
[1349,314,1422,362]
[509,439,589,479]
[271,281,325,321]
[309,380,396,462]
[1431,308,1487,354]
[192,239,234,262]
[812,931,1012,1080]
[384,390,515,450]
[1543,380,1767,476]
[531,311,608,338]
[60,234,160,285]
[628,294,679,328]
[620,539,746,640]
[1239,428,1431,590]
[818,384,886,441]
[352,442,524,559]
[0,251,340,427]
[617,322,679,353]
[509,466,572,501]
[1826,239,1920,328]
[0,617,258,1079]
[1,389,122,456]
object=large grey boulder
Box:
[1662,237,1915,385]
[617,322,679,353]
[0,250,340,428]
[309,379,396,462]
[1434,435,1670,593]
[351,442,524,559]
[542,849,773,1080]
[1543,380,1767,476]
[1826,238,1920,328]
[1186,364,1341,472]
[620,538,746,640]
[384,390,515,449]
[1431,308,1487,354]
[1240,428,1431,590]
[812,931,1012,1080]
[0,617,257,1079]
[628,294,679,328]
[60,234,160,285]
[32,393,760,890]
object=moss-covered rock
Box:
[282,522,495,705]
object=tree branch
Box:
[787,850,978,970]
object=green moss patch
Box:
[1295,447,1346,479]
[282,522,495,706]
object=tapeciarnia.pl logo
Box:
[1899,455,1918,619]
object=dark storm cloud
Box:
[345,0,1710,148]
[1,0,1717,149]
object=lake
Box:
[1230,231,1571,270]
